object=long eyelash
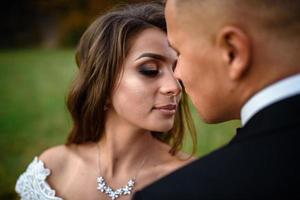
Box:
[139,69,159,77]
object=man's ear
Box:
[217,26,251,80]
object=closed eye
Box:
[139,69,159,77]
[139,65,160,77]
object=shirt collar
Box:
[241,73,300,126]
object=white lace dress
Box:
[15,157,63,200]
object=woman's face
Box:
[110,28,181,132]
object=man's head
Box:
[165,0,300,123]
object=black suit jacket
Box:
[134,94,300,199]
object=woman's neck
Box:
[97,113,155,180]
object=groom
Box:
[134,0,300,199]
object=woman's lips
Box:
[154,104,177,116]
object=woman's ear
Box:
[217,26,251,80]
[104,99,111,111]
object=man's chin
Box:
[201,112,238,124]
[195,109,224,124]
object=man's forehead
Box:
[165,0,191,24]
[166,0,209,20]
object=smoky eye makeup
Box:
[138,62,160,77]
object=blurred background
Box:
[0,0,240,199]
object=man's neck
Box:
[240,73,300,126]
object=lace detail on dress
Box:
[15,157,63,200]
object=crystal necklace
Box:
[96,143,148,200]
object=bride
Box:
[15,2,197,200]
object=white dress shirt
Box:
[241,73,300,126]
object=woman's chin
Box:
[150,122,174,133]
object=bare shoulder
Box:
[155,141,197,172]
[37,143,97,195]
[38,145,72,175]
[173,151,197,167]
[39,143,97,172]
[176,151,197,162]
[140,141,197,188]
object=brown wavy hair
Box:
[66,2,197,155]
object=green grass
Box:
[0,49,240,199]
[0,49,76,199]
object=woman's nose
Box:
[160,74,182,97]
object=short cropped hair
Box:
[173,0,300,38]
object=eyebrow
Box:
[135,52,177,70]
[135,53,167,61]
